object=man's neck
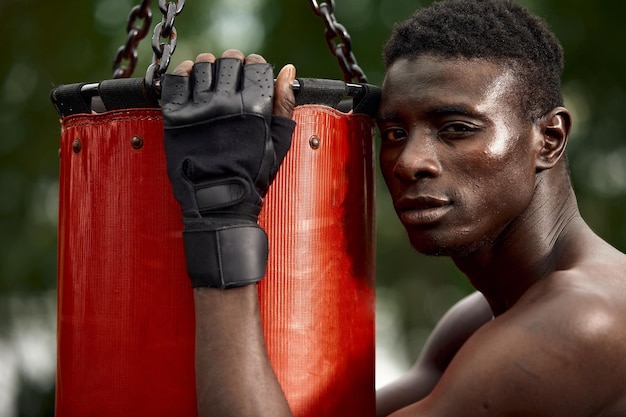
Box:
[451,171,583,315]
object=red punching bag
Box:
[52,78,378,416]
[260,102,376,416]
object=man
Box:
[160,0,626,416]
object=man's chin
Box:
[408,236,452,257]
[408,234,491,258]
[411,245,454,257]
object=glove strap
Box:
[195,177,250,213]
[183,225,268,288]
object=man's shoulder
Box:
[507,265,626,350]
[431,276,626,415]
[517,237,626,322]
[465,266,626,413]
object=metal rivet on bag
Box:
[309,135,321,150]
[131,135,144,150]
[72,139,82,153]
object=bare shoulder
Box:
[511,262,626,413]
[513,265,626,368]
[532,239,626,346]
[392,262,626,417]
[516,235,626,364]
[461,261,626,415]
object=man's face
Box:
[378,55,541,257]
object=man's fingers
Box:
[172,51,295,118]
[176,50,266,74]
[195,53,216,64]
[274,64,297,119]
[172,60,194,76]
[221,49,245,61]
[245,53,267,65]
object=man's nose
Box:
[392,135,442,181]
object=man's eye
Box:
[382,128,408,142]
[439,123,477,138]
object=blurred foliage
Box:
[1,0,625,414]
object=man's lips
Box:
[395,195,451,211]
[394,195,452,226]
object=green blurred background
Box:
[1,0,624,415]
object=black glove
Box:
[161,58,295,288]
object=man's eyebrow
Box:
[377,105,481,121]
[376,110,402,121]
[427,104,477,118]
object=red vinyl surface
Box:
[56,105,375,416]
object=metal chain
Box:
[112,0,153,79]
[113,0,361,92]
[308,0,368,83]
[145,0,185,97]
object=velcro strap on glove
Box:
[183,224,268,288]
[194,177,250,213]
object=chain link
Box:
[145,0,185,97]
[113,0,361,93]
[112,0,153,79]
[308,0,368,83]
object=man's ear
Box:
[536,107,572,171]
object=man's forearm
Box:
[194,285,293,417]
[161,51,297,417]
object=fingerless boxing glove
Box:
[161,58,295,288]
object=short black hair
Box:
[383,0,564,121]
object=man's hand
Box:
[163,51,297,417]
[168,50,296,118]
[161,50,296,288]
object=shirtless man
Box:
[160,0,626,415]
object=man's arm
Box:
[376,291,493,417]
[162,50,297,417]
[194,286,292,417]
